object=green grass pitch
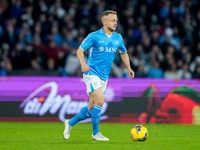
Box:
[0,122,200,150]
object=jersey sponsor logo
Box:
[99,46,117,52]
[105,47,117,52]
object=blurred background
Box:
[0,0,200,79]
[1,0,200,125]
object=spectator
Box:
[2,22,17,49]
[62,30,78,48]
[192,65,200,79]
[10,0,24,19]
[38,0,48,13]
[111,63,129,78]
[49,0,66,20]
[182,13,196,46]
[178,63,192,79]
[159,27,181,51]
[147,44,164,64]
[22,43,36,69]
[63,48,84,76]
[135,64,146,78]
[147,60,164,78]
[31,40,70,68]
[164,63,180,79]
[46,57,56,71]
[21,5,34,27]
[158,1,171,20]
[130,44,146,71]
[151,30,160,45]
[18,30,27,49]
[30,58,41,71]
[0,43,12,75]
[19,23,32,43]
[190,56,200,73]
[45,21,62,46]
[10,43,24,69]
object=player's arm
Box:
[76,47,91,72]
[120,52,135,78]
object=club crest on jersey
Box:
[99,46,105,52]
[115,41,119,45]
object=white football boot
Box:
[63,120,72,139]
[92,132,109,141]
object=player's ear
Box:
[102,16,107,25]
[102,18,105,25]
[104,20,107,25]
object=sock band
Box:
[94,104,102,110]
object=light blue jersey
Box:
[80,28,127,80]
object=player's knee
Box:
[96,98,105,106]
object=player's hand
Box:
[81,63,91,72]
[127,69,135,79]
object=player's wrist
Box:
[127,68,132,71]
[81,62,87,66]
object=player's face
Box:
[106,14,118,31]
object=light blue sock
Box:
[68,106,91,126]
[92,104,102,135]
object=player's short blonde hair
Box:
[101,10,117,18]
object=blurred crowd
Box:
[0,0,200,79]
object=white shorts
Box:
[83,74,108,95]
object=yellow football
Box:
[130,125,148,141]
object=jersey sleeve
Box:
[117,35,127,53]
[79,33,94,51]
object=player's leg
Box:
[90,88,109,141]
[63,75,95,140]
[63,97,94,140]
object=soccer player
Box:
[63,10,134,141]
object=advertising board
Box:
[0,77,200,124]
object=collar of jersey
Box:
[100,27,115,36]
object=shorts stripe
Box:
[90,82,95,93]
